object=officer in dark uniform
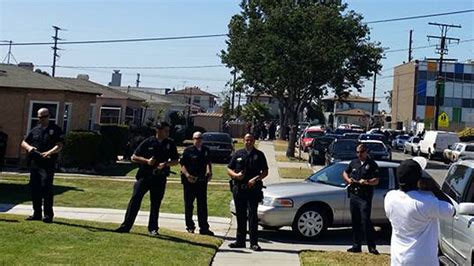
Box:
[21,108,63,223]
[227,133,268,251]
[115,121,179,236]
[180,131,214,236]
[343,143,380,255]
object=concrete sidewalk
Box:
[0,204,231,236]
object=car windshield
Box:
[398,135,409,140]
[466,145,474,152]
[360,134,385,141]
[307,163,347,187]
[365,143,386,152]
[203,134,231,143]
[314,137,335,146]
[412,137,420,143]
[333,141,358,153]
[305,131,324,138]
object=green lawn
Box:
[0,214,221,265]
[0,176,232,217]
[300,250,389,266]
[278,167,314,179]
[275,155,307,163]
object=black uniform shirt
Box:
[344,157,379,191]
[134,136,179,179]
[228,148,268,185]
[24,122,63,162]
[180,145,211,181]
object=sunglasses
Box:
[356,150,367,154]
[38,115,49,119]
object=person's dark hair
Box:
[155,121,170,130]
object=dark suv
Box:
[324,138,358,165]
[308,135,336,165]
[202,132,235,163]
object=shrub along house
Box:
[0,63,101,162]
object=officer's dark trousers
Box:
[121,177,166,231]
[349,193,376,249]
[183,181,209,231]
[29,163,55,218]
[233,190,260,245]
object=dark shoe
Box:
[347,247,362,253]
[114,227,130,233]
[148,230,159,236]
[42,217,53,223]
[250,244,262,251]
[228,242,245,248]
[368,248,380,255]
[25,215,41,221]
[199,230,214,236]
[186,228,195,234]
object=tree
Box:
[241,101,270,123]
[34,68,50,76]
[221,0,382,157]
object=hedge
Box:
[60,131,103,169]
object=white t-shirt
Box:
[384,190,454,266]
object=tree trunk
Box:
[285,105,299,157]
[278,103,286,140]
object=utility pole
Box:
[51,26,64,77]
[1,40,17,64]
[428,22,461,130]
[231,70,236,114]
[136,73,141,87]
[371,72,377,117]
[408,30,413,62]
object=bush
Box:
[99,125,129,162]
[60,131,103,169]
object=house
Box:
[321,95,380,128]
[246,93,280,118]
[56,77,145,128]
[0,63,101,161]
[167,86,218,113]
[192,112,224,132]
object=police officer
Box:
[180,131,214,236]
[21,108,63,223]
[343,143,380,255]
[115,121,179,236]
[227,133,268,251]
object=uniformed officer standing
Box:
[343,143,380,255]
[180,131,214,236]
[115,121,179,236]
[21,108,63,223]
[227,133,268,251]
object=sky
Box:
[0,0,473,111]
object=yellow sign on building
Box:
[438,112,449,128]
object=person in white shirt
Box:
[384,157,455,266]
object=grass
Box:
[278,167,314,179]
[274,140,289,152]
[300,250,389,266]
[0,176,233,217]
[0,213,221,265]
[275,155,307,163]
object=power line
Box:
[37,64,226,70]
[366,9,474,24]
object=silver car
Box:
[231,161,399,239]
[403,136,420,156]
[439,160,474,265]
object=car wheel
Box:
[403,147,408,154]
[292,206,328,240]
[411,148,415,156]
[261,225,282,231]
[427,149,433,160]
[308,155,313,165]
[417,149,422,157]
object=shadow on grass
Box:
[0,183,83,212]
[53,220,218,249]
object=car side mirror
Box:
[458,203,474,216]
[448,145,452,149]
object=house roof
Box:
[111,87,176,104]
[192,112,223,118]
[322,95,380,104]
[56,77,144,101]
[168,86,218,98]
[335,108,371,116]
[0,64,101,95]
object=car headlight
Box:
[262,197,294,207]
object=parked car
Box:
[360,140,392,161]
[391,135,410,150]
[299,126,325,152]
[342,132,361,139]
[443,142,460,164]
[358,133,391,147]
[324,138,358,165]
[230,161,399,239]
[403,136,421,155]
[202,132,235,162]
[418,131,460,160]
[438,160,474,266]
[308,135,336,165]
[451,143,474,163]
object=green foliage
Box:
[60,131,103,168]
[169,111,186,126]
[222,96,232,121]
[242,101,271,122]
[99,125,129,162]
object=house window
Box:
[193,96,201,105]
[125,107,137,125]
[63,103,72,132]
[28,101,59,133]
[99,106,121,124]
[209,97,215,108]
[88,104,97,130]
